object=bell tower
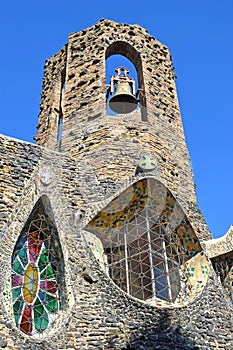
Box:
[35,19,204,224]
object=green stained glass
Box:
[34,298,45,320]
[13,299,24,325]
[12,256,24,275]
[38,248,49,271]
[39,290,59,313]
[39,290,48,306]
[17,243,28,266]
[34,299,49,332]
[34,312,49,332]
[12,287,21,302]
[40,264,55,280]
[46,294,59,312]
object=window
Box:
[11,197,65,337]
[103,209,181,302]
[212,253,233,305]
[84,178,206,305]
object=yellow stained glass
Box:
[23,263,39,304]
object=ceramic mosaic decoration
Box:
[84,231,106,271]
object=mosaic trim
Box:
[88,179,148,232]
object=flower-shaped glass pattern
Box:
[11,197,64,337]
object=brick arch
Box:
[105,41,148,121]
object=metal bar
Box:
[145,207,156,299]
[161,227,172,301]
[124,225,130,295]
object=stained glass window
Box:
[11,197,64,337]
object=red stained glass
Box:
[28,231,43,263]
[40,280,58,294]
[20,304,33,335]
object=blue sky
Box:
[0,0,232,238]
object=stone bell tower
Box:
[35,19,201,218]
[0,19,232,349]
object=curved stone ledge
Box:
[202,225,233,258]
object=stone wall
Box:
[35,46,67,148]
[0,134,232,349]
[0,135,41,234]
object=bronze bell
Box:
[109,81,138,114]
[108,66,138,114]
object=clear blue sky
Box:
[0,0,232,238]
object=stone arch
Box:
[11,195,66,337]
[105,41,147,121]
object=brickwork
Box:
[0,19,232,349]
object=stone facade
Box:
[0,19,232,349]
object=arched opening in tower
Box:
[105,41,147,121]
[106,55,139,115]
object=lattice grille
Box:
[212,254,233,305]
[105,207,181,302]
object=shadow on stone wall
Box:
[122,310,198,350]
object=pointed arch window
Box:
[11,196,65,337]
